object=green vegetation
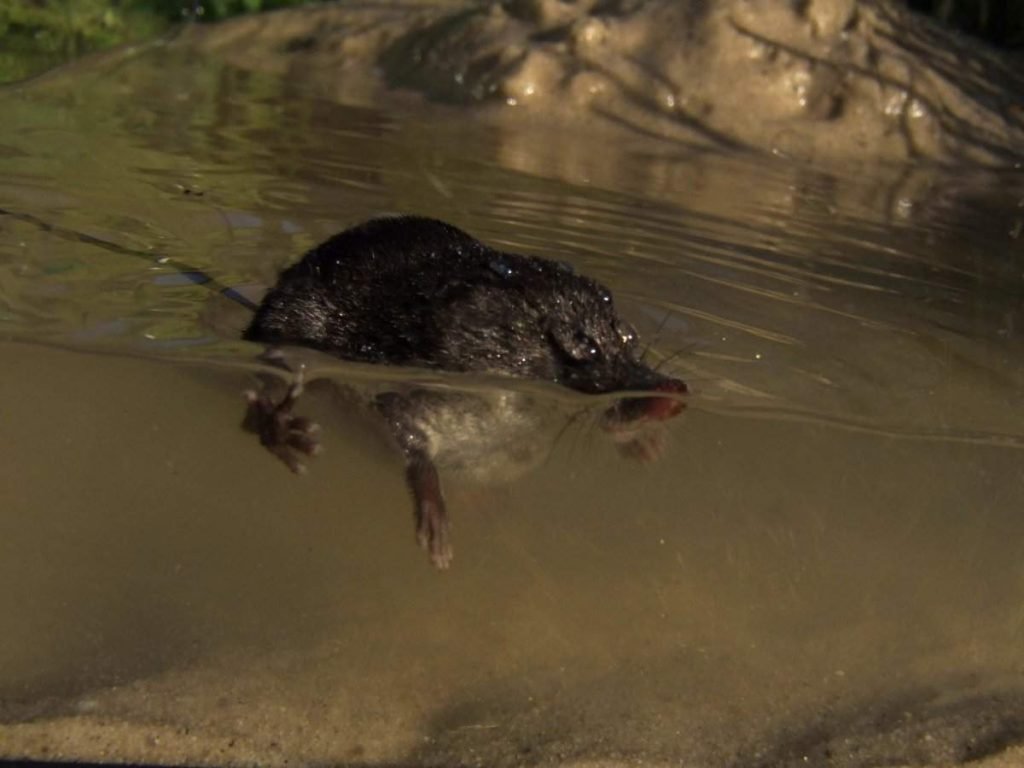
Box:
[0,0,152,81]
[0,0,315,83]
[143,0,316,22]
[0,0,1020,85]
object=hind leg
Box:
[375,391,452,570]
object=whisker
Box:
[641,309,673,365]
[545,401,591,470]
[651,338,705,376]
[566,407,596,468]
[653,347,687,373]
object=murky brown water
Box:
[1,35,1024,768]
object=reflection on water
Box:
[1,40,1023,768]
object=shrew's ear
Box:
[546,320,601,365]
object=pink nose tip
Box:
[647,378,687,419]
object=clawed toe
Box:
[406,456,453,570]
[416,502,452,570]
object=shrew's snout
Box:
[643,377,688,420]
[603,368,687,425]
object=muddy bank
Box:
[183,0,1024,167]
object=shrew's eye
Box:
[618,322,638,349]
[548,322,604,365]
[565,331,601,363]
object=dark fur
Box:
[244,216,677,395]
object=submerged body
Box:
[244,216,686,568]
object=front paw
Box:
[243,369,321,474]
[612,426,667,462]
